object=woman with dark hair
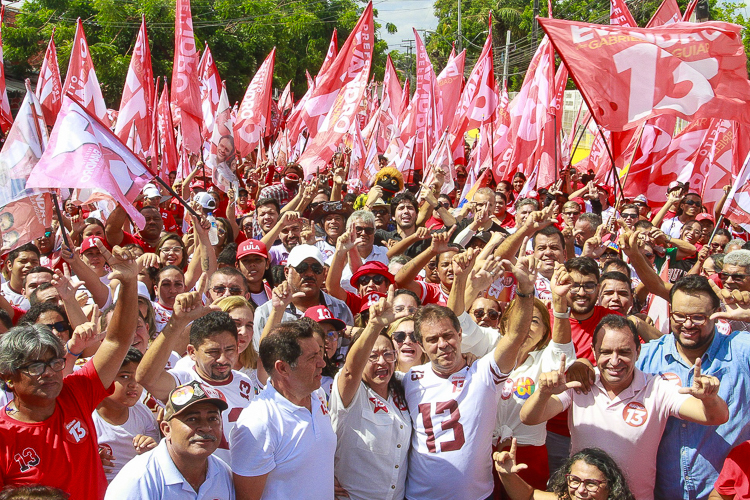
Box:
[155,233,187,269]
[330,287,411,500]
[494,443,635,500]
[512,172,527,199]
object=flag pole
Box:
[595,123,626,205]
[569,115,592,166]
[619,122,646,194]
[50,193,71,250]
[152,175,202,219]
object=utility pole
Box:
[457,0,462,52]
[400,39,415,85]
[532,0,539,47]
[502,30,511,89]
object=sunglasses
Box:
[621,213,639,219]
[682,199,700,207]
[43,321,70,332]
[211,285,244,295]
[357,274,387,287]
[473,308,499,321]
[354,226,375,235]
[372,209,389,216]
[393,331,417,344]
[293,262,325,275]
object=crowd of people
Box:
[1,156,750,500]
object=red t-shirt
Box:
[118,232,156,253]
[498,212,516,228]
[0,361,113,499]
[715,440,750,499]
[159,207,179,235]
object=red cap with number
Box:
[303,305,346,331]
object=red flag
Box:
[35,31,62,129]
[149,77,160,174]
[647,0,682,27]
[234,48,276,159]
[683,0,698,21]
[114,16,154,158]
[171,0,202,153]
[722,150,750,225]
[198,44,222,141]
[62,19,109,124]
[0,193,52,253]
[297,54,372,175]
[288,3,374,140]
[27,95,155,228]
[0,7,12,133]
[318,29,339,80]
[278,80,293,115]
[610,0,637,26]
[539,18,750,131]
[436,49,466,134]
[157,81,179,182]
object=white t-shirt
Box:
[534,275,552,304]
[92,402,160,482]
[1,281,28,310]
[330,377,411,500]
[173,355,264,399]
[660,217,684,240]
[168,365,254,464]
[105,439,235,500]
[152,301,173,333]
[557,369,690,500]
[326,245,390,294]
[229,383,336,500]
[315,239,336,260]
[403,354,509,500]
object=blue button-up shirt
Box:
[637,329,750,500]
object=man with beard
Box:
[311,201,353,259]
[105,205,164,253]
[521,314,727,500]
[252,245,353,352]
[262,211,302,266]
[230,320,334,500]
[325,210,389,294]
[375,192,431,259]
[106,381,234,499]
[136,294,255,464]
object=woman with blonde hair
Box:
[386,315,427,373]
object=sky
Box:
[374,0,440,51]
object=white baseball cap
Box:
[287,245,325,268]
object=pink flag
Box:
[539,18,750,130]
[157,81,179,181]
[62,19,109,124]
[208,83,237,192]
[198,44,221,141]
[171,0,202,153]
[722,150,750,225]
[288,3,374,140]
[235,48,276,159]
[114,16,154,158]
[0,7,12,133]
[436,49,466,133]
[610,0,637,26]
[278,80,293,115]
[35,31,63,129]
[318,29,339,80]
[27,95,155,228]
[149,77,160,174]
[0,80,49,207]
[647,0,682,27]
[0,193,52,253]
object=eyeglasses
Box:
[357,274,387,287]
[566,474,607,493]
[293,262,325,275]
[19,357,66,377]
[473,308,499,321]
[571,282,597,292]
[394,305,417,315]
[43,321,70,333]
[368,350,397,363]
[325,330,339,340]
[393,331,417,344]
[211,285,244,296]
[621,213,639,219]
[670,312,709,325]
[354,226,375,236]
[438,202,451,209]
[160,246,183,254]
[720,272,750,282]
[372,209,389,217]
[242,224,254,231]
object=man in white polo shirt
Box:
[230,319,334,500]
[106,380,234,499]
[403,253,536,500]
[520,314,729,500]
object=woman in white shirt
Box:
[494,266,576,493]
[330,287,411,500]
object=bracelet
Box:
[66,343,82,358]
[515,290,532,298]
[553,307,572,319]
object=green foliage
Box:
[712,1,750,75]
[4,0,392,106]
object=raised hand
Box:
[506,256,538,296]
[270,281,303,310]
[492,438,529,476]
[451,248,480,280]
[97,240,139,283]
[551,263,572,299]
[666,189,684,206]
[336,230,357,253]
[420,183,438,208]
[281,211,301,226]
[648,227,668,246]
[133,435,158,455]
[414,226,431,241]
[470,256,504,292]
[51,264,84,301]
[538,354,583,395]
[67,304,103,355]
[172,290,220,325]
[678,358,721,399]
[368,285,396,328]
[137,253,161,270]
[430,225,457,254]
[708,279,750,321]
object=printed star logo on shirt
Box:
[369,397,389,413]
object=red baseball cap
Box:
[696,213,714,223]
[349,261,394,289]
[236,239,268,260]
[80,236,104,255]
[303,305,346,331]
[359,291,386,314]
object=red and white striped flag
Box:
[35,30,62,129]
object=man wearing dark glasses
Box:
[257,163,303,209]
[326,260,394,319]
[252,245,353,351]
